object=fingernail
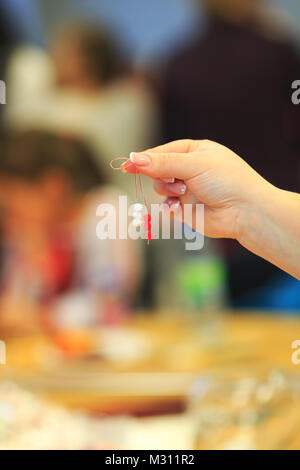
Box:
[161,178,175,184]
[163,198,181,210]
[121,160,136,173]
[130,152,151,166]
[170,200,181,209]
[168,182,186,195]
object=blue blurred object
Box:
[1,0,300,61]
[1,0,44,44]
[2,0,202,61]
[235,273,300,313]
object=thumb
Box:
[124,151,203,181]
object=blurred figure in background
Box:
[5,22,158,200]
[159,0,300,309]
[0,130,140,335]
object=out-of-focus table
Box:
[1,311,300,406]
[1,311,300,448]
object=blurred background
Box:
[0,0,299,450]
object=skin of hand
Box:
[122,139,300,280]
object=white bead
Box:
[132,203,144,212]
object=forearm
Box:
[237,184,300,280]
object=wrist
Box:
[236,182,300,279]
[235,180,279,248]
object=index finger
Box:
[145,139,197,154]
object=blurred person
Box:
[5,22,158,201]
[159,0,300,309]
[0,130,140,335]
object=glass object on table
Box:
[151,230,227,348]
[187,369,299,450]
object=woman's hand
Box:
[123,139,300,279]
[123,139,271,239]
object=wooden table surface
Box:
[1,311,300,448]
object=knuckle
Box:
[183,139,194,150]
[198,139,215,153]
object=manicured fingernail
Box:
[130,152,151,166]
[163,198,181,210]
[121,160,136,173]
[168,182,186,195]
[170,200,181,209]
[161,178,175,184]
